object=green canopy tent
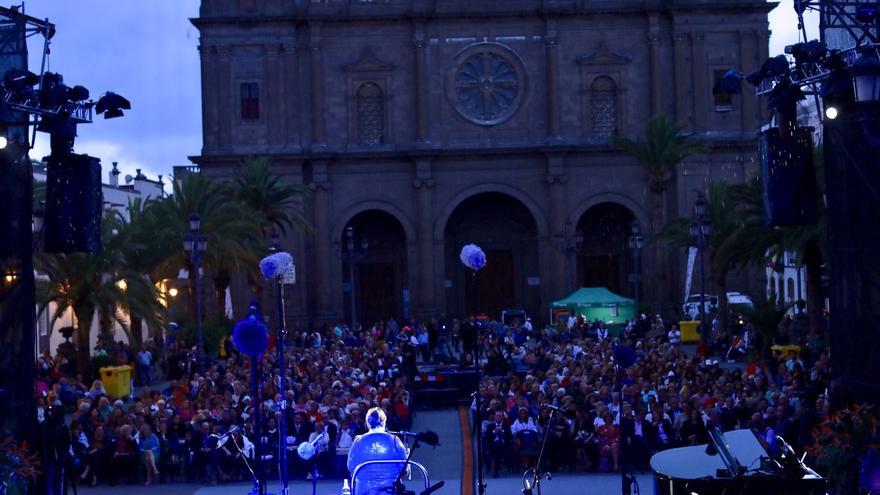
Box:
[550,287,636,333]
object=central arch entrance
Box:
[341,210,408,326]
[575,202,636,296]
[443,192,540,319]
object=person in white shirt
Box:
[510,408,539,436]
[668,325,681,346]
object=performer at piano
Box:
[346,407,408,495]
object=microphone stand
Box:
[470,270,487,495]
[275,278,290,495]
[521,408,556,495]
[388,434,420,495]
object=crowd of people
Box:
[35,321,419,490]
[469,312,833,477]
[34,307,834,490]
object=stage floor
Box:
[84,408,655,495]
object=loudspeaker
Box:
[43,153,102,253]
[759,127,818,226]
[824,114,880,401]
[0,144,31,259]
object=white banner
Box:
[684,246,698,302]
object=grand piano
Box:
[650,428,825,495]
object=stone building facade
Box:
[192,0,773,326]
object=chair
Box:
[515,430,541,469]
[349,460,435,495]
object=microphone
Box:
[387,430,441,447]
[209,424,242,439]
[541,403,565,413]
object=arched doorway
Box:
[443,192,540,319]
[341,210,408,326]
[575,202,636,296]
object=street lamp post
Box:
[183,213,207,371]
[554,223,584,294]
[689,196,712,346]
[628,220,644,312]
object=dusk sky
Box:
[16,0,816,189]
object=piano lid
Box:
[650,429,767,480]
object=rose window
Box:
[448,44,526,126]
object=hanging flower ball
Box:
[260,252,295,280]
[297,440,316,460]
[232,316,269,356]
[459,244,487,271]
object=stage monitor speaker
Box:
[43,153,103,253]
[759,127,818,226]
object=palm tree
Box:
[657,181,744,336]
[616,114,708,312]
[35,211,165,374]
[153,173,263,320]
[227,157,310,238]
[738,296,790,361]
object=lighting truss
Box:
[1,88,92,124]
[755,43,878,96]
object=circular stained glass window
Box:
[447,43,526,126]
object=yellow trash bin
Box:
[679,321,701,343]
[100,365,133,398]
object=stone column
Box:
[198,44,219,152]
[647,15,662,116]
[309,22,326,148]
[691,32,708,132]
[413,23,429,145]
[311,162,333,321]
[545,154,568,297]
[739,30,759,133]
[414,158,436,317]
[545,19,562,142]
[673,32,693,131]
[217,45,233,152]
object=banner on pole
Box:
[684,246,698,302]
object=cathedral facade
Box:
[192,0,773,326]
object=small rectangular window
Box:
[713,69,733,112]
[240,82,259,120]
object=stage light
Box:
[852,48,880,103]
[825,106,838,119]
[95,91,130,119]
[168,287,178,297]
[68,85,89,102]
[116,279,127,291]
[0,136,7,149]
[713,69,742,95]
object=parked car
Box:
[683,295,719,319]
[683,292,754,320]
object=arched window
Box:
[356,82,384,146]
[590,76,617,143]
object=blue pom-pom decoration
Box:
[297,441,316,460]
[232,316,269,356]
[260,252,294,280]
[459,244,487,271]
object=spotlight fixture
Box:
[852,48,880,103]
[825,106,839,119]
[168,287,179,298]
[713,68,743,95]
[95,91,131,119]
[67,85,89,102]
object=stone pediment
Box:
[576,41,632,66]
[342,47,396,73]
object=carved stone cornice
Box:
[342,47,396,73]
[576,41,631,66]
